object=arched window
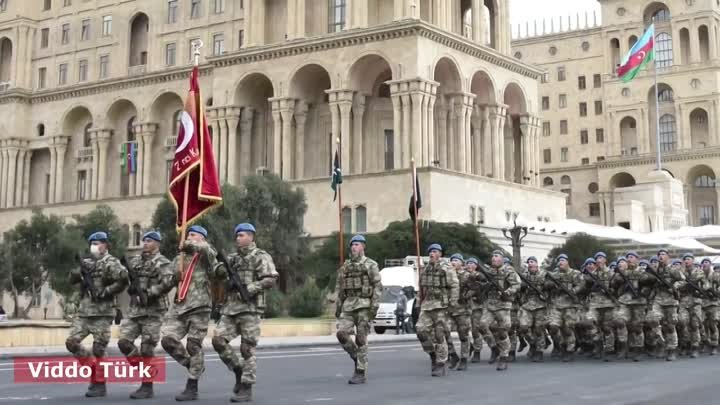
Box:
[695,175,715,188]
[653,8,671,22]
[659,114,677,152]
[355,205,367,233]
[127,116,136,142]
[172,110,182,135]
[342,206,352,234]
[656,33,673,68]
[658,88,674,102]
[83,123,92,147]
[132,224,142,246]
[37,123,45,137]
[543,177,554,186]
[560,175,571,185]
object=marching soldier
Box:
[333,234,382,384]
[700,257,720,355]
[117,231,174,399]
[212,223,279,402]
[545,254,582,362]
[678,253,705,358]
[464,257,486,363]
[517,256,549,362]
[416,244,459,377]
[645,249,685,361]
[161,225,220,401]
[65,231,128,398]
[477,250,520,371]
[578,256,617,361]
[445,253,472,371]
[612,256,648,360]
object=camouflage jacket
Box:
[69,253,128,317]
[419,260,459,311]
[450,268,472,316]
[545,267,582,309]
[680,266,705,307]
[519,269,547,311]
[580,266,617,309]
[126,251,174,319]
[170,240,221,316]
[479,264,520,311]
[218,243,279,315]
[463,270,486,311]
[701,269,720,308]
[648,263,685,306]
[335,254,382,312]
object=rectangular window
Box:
[213,33,225,55]
[700,206,715,225]
[542,96,550,110]
[596,128,604,143]
[477,207,485,224]
[589,203,600,217]
[384,129,394,170]
[213,0,225,14]
[542,121,551,137]
[81,19,90,41]
[45,174,51,203]
[58,63,68,85]
[102,15,112,36]
[168,0,178,23]
[78,59,88,82]
[597,156,605,162]
[61,23,70,44]
[578,75,586,90]
[557,66,566,81]
[579,102,587,117]
[328,0,346,33]
[559,94,567,108]
[595,100,603,115]
[560,120,568,135]
[543,149,552,164]
[238,30,244,48]
[593,73,602,88]
[166,43,176,66]
[38,67,47,89]
[581,157,590,165]
[355,206,367,233]
[561,147,568,162]
[541,73,548,83]
[580,130,588,144]
[77,170,87,200]
[561,188,572,205]
[191,0,201,19]
[99,55,109,78]
[43,0,51,11]
[342,207,352,234]
[41,28,50,48]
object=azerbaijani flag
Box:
[120,142,137,174]
[617,24,654,82]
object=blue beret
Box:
[557,254,569,262]
[492,250,504,257]
[650,256,659,263]
[701,258,712,265]
[527,256,538,263]
[466,257,479,265]
[671,258,682,265]
[617,256,628,263]
[584,258,596,266]
[349,234,366,245]
[609,261,617,267]
[639,259,649,266]
[88,231,108,242]
[187,225,208,238]
[594,251,607,259]
[682,252,694,260]
[427,243,442,253]
[626,251,639,259]
[657,248,669,255]
[450,253,464,262]
[234,223,256,234]
[142,231,161,242]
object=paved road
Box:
[1,341,719,405]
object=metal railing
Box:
[76,147,93,161]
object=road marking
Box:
[0,397,49,401]
[305,398,334,402]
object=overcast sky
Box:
[510,0,601,37]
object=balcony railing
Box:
[0,81,11,93]
[76,147,93,162]
[164,136,177,149]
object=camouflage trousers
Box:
[416,308,449,364]
[518,308,548,351]
[118,315,162,358]
[445,311,471,359]
[160,308,210,379]
[478,308,512,357]
[678,304,703,348]
[579,306,617,353]
[645,303,678,350]
[335,308,372,372]
[212,312,261,384]
[509,307,519,353]
[703,305,720,346]
[547,307,577,352]
[470,308,485,354]
[65,316,113,383]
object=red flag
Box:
[168,66,222,230]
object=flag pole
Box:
[652,20,662,171]
[337,137,344,266]
[411,158,422,298]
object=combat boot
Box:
[666,349,677,362]
[488,347,500,364]
[232,367,243,394]
[496,356,508,371]
[448,352,460,369]
[561,348,574,363]
[532,351,544,363]
[508,350,516,363]
[456,358,468,371]
[129,382,153,400]
[348,369,366,384]
[471,349,481,363]
[85,382,107,398]
[616,342,627,360]
[591,341,602,360]
[629,347,641,362]
[550,344,561,359]
[527,344,536,360]
[431,362,447,377]
[518,337,528,353]
[175,378,198,401]
[230,383,252,403]
[690,346,700,359]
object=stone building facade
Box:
[512,0,720,230]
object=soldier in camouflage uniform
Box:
[65,231,129,398]
[700,258,720,355]
[445,253,472,371]
[677,253,705,358]
[212,223,279,402]
[161,225,221,401]
[612,255,648,360]
[644,249,685,361]
[332,234,382,385]
[577,256,617,361]
[416,244,459,377]
[545,254,582,362]
[517,256,549,362]
[477,250,520,371]
[464,257,486,363]
[117,231,174,399]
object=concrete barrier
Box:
[0,318,335,348]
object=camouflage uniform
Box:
[446,267,472,368]
[677,265,705,355]
[701,267,720,352]
[477,263,521,367]
[161,240,220,382]
[578,265,618,358]
[645,262,685,360]
[545,266,582,359]
[212,242,278,397]
[65,253,128,389]
[465,271,486,362]
[613,263,650,357]
[416,260,459,376]
[517,269,549,362]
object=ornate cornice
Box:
[597,148,720,169]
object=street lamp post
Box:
[502,212,529,270]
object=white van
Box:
[373,266,418,334]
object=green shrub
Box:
[264,289,285,319]
[288,278,324,318]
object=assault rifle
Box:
[545,272,580,303]
[121,256,148,307]
[582,268,619,305]
[645,268,680,300]
[516,271,547,302]
[476,265,506,294]
[217,252,251,303]
[685,277,711,300]
[614,267,640,298]
[75,253,98,301]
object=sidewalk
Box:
[0,333,418,359]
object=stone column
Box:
[454,96,467,172]
[411,91,424,164]
[352,95,366,174]
[338,98,353,174]
[712,100,720,146]
[247,0,265,46]
[240,107,255,177]
[420,92,429,166]
[271,109,282,175]
[297,0,306,37]
[48,147,56,204]
[5,148,17,208]
[133,139,144,195]
[427,90,437,167]
[140,125,157,195]
[447,100,456,167]
[14,149,26,207]
[519,115,530,185]
[294,103,308,179]
[211,119,221,174]
[710,25,718,60]
[0,147,6,208]
[401,93,412,168]
[279,100,296,179]
[716,184,720,224]
[471,0,481,43]
[534,117,541,186]
[690,22,701,63]
[638,108,648,154]
[678,104,691,150]
[54,142,67,203]
[390,92,403,169]
[96,130,111,200]
[287,0,297,40]
[22,150,32,206]
[464,95,474,173]
[472,110,482,175]
[437,101,448,169]
[489,104,507,180]
[394,0,405,20]
[226,107,240,185]
[219,114,229,183]
[480,105,491,176]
